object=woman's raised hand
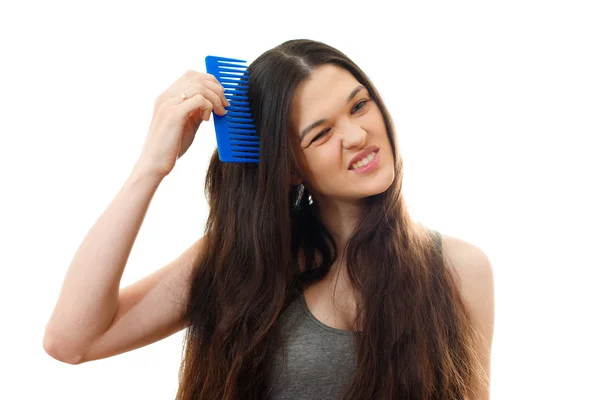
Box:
[135,70,229,178]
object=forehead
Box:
[291,64,360,130]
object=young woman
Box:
[44,39,494,399]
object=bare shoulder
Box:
[440,233,494,304]
[440,233,495,398]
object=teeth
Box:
[351,151,376,170]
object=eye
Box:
[311,128,331,143]
[351,99,370,114]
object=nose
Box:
[339,121,367,149]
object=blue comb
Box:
[205,55,259,163]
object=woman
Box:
[43,39,494,399]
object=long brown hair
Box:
[176,39,486,399]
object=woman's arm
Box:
[43,167,165,363]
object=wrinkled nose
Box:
[340,122,367,148]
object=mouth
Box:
[348,146,380,170]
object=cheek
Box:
[367,110,386,131]
[303,147,340,185]
[305,152,327,176]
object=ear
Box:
[290,174,303,186]
[289,168,303,186]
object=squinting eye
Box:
[311,128,331,143]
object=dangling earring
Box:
[293,183,305,213]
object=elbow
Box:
[42,331,85,365]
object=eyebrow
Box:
[299,84,366,143]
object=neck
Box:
[313,195,364,253]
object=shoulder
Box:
[440,233,495,397]
[439,233,494,296]
[439,233,494,325]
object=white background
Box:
[1,0,598,399]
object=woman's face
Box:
[290,64,395,203]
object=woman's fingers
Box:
[160,82,227,118]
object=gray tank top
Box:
[267,293,356,399]
[267,230,442,399]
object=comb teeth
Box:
[205,55,259,163]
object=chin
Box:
[368,182,393,197]
[367,166,395,194]
[357,175,395,199]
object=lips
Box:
[348,145,380,169]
